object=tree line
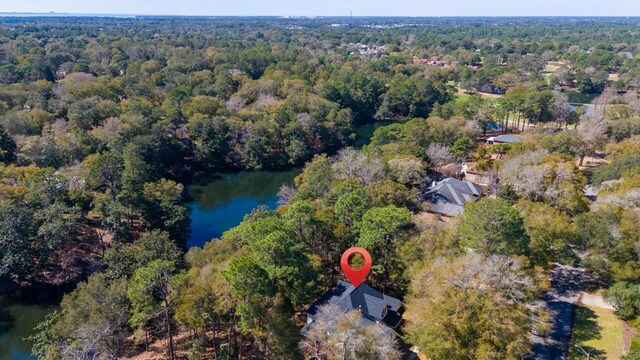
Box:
[0,16,639,359]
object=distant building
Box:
[475,84,506,94]
[349,43,386,56]
[422,178,484,216]
[412,57,446,66]
[486,134,522,144]
[301,281,403,337]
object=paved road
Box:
[527,263,585,360]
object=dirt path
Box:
[623,321,636,356]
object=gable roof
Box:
[423,178,484,216]
[305,281,402,328]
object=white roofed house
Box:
[486,134,522,144]
[422,177,485,217]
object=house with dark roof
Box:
[301,281,403,337]
[423,177,484,216]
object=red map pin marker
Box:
[340,247,372,288]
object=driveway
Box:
[527,263,585,360]
[579,292,615,310]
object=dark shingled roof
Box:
[423,177,484,216]
[303,281,403,333]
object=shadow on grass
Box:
[571,306,606,359]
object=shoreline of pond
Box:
[0,120,393,357]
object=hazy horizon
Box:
[2,0,640,17]
[2,13,640,18]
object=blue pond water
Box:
[1,122,387,356]
[186,121,388,248]
[0,303,52,360]
[187,169,301,248]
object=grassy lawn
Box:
[569,305,624,359]
[566,91,599,104]
[544,64,560,73]
[455,89,502,100]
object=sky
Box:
[2,0,640,17]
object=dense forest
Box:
[1,16,640,359]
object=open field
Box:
[456,88,503,99]
[545,64,560,73]
[569,305,624,359]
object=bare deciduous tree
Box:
[551,94,570,128]
[426,143,453,169]
[540,50,556,63]
[299,303,400,360]
[516,164,549,201]
[498,150,548,186]
[296,112,313,128]
[256,93,279,108]
[332,148,384,185]
[595,189,640,210]
[594,87,618,112]
[277,185,297,206]
[92,116,125,140]
[554,67,572,86]
[387,157,426,186]
[622,90,640,112]
[464,120,482,139]
[225,95,246,113]
[405,253,536,359]
[574,113,608,166]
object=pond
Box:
[566,92,599,104]
[569,103,596,115]
[2,121,391,357]
[0,168,302,358]
[0,302,53,360]
[354,121,390,148]
[187,169,301,248]
[187,121,389,248]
